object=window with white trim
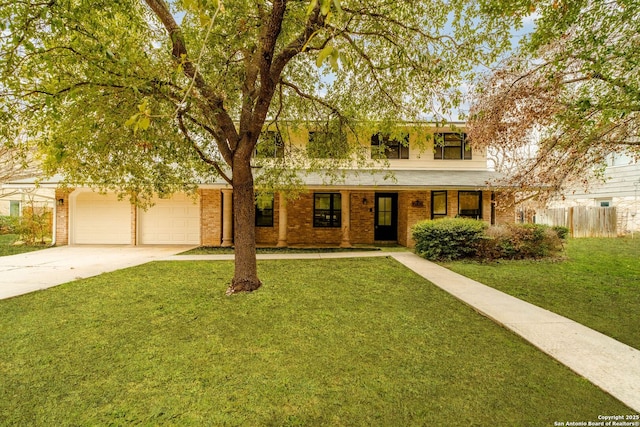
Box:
[371,133,409,159]
[434,132,471,160]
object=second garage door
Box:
[138,193,200,245]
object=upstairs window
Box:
[434,132,471,160]
[371,133,409,159]
[255,130,284,158]
[313,193,341,227]
[255,193,274,227]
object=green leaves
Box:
[125,100,152,134]
[1,0,529,204]
[183,0,224,26]
[315,43,341,71]
[306,0,342,18]
[306,0,318,17]
[315,44,333,67]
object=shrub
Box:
[477,223,564,260]
[552,226,570,240]
[412,218,488,261]
[0,216,19,235]
[17,207,53,245]
[413,219,566,262]
[1,208,52,245]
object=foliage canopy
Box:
[469,0,640,198]
[1,0,525,193]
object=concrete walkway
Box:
[390,252,640,413]
[2,248,639,411]
[166,250,640,411]
[0,245,193,300]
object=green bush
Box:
[18,207,52,245]
[412,218,488,261]
[0,216,19,235]
[552,226,570,240]
[477,223,564,260]
[413,219,565,262]
[1,208,52,245]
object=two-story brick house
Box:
[6,122,514,247]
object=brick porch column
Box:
[54,189,71,245]
[340,190,351,248]
[277,193,288,247]
[221,189,233,247]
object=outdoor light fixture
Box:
[57,198,64,206]
[362,198,368,205]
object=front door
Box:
[374,193,398,241]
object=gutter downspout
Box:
[51,198,57,246]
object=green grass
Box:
[0,234,48,256]
[443,237,640,350]
[0,258,631,425]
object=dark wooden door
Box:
[375,193,398,241]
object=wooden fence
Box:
[535,206,617,237]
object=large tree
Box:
[468,0,640,200]
[1,0,521,293]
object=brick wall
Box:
[399,191,429,247]
[493,192,516,224]
[398,193,408,246]
[350,191,375,244]
[196,188,515,248]
[447,190,458,218]
[286,193,342,245]
[199,189,222,246]
[54,189,71,245]
[254,191,376,246]
[482,191,492,222]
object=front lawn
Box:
[0,258,631,425]
[443,237,640,350]
[0,234,48,256]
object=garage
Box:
[138,193,200,245]
[72,191,132,244]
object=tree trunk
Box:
[226,156,262,295]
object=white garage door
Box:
[138,193,200,244]
[73,192,131,244]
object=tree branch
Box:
[340,32,402,110]
[143,0,240,163]
[248,1,324,138]
[279,79,342,116]
[176,111,233,185]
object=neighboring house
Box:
[0,198,20,217]
[0,188,55,218]
[4,122,515,247]
[544,152,640,234]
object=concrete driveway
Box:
[0,245,194,300]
